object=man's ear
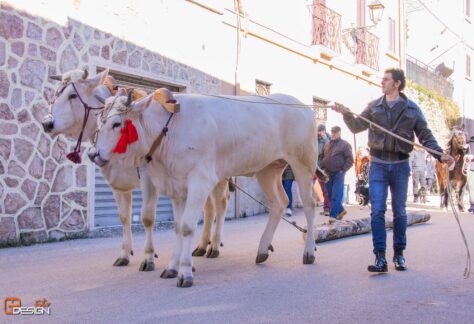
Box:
[129,94,154,117]
[87,69,109,87]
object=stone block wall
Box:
[0,3,223,246]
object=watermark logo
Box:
[4,297,51,316]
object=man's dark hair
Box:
[384,68,406,92]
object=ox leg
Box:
[177,178,216,288]
[255,165,287,264]
[112,190,133,267]
[207,179,229,258]
[161,199,185,279]
[292,164,317,264]
[139,176,159,271]
[192,195,214,257]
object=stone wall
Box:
[405,85,451,146]
[0,3,223,246]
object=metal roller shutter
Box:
[93,68,182,227]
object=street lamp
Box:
[368,0,385,26]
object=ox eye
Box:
[69,94,77,100]
[112,122,121,129]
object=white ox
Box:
[90,91,319,287]
[42,69,229,272]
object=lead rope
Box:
[446,166,472,278]
[205,94,471,278]
[226,178,308,233]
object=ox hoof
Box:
[206,248,220,258]
[192,247,207,257]
[256,253,269,264]
[177,275,193,288]
[160,269,178,279]
[139,260,155,272]
[303,253,315,265]
[113,258,130,267]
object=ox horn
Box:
[125,89,134,107]
[94,85,111,104]
[49,75,62,81]
[82,67,89,80]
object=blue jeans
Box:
[369,161,410,253]
[325,171,345,218]
[282,179,293,209]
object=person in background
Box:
[468,135,474,214]
[425,154,436,194]
[409,146,427,202]
[317,124,331,215]
[331,67,454,273]
[319,126,354,224]
[282,165,294,216]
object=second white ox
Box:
[90,92,319,287]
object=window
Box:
[255,80,271,96]
[467,54,471,79]
[388,17,396,53]
[313,97,328,122]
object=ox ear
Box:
[115,88,127,97]
[94,85,112,104]
[129,94,154,117]
[50,75,62,81]
[87,69,109,87]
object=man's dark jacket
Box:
[342,93,443,161]
[320,138,354,175]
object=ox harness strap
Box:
[67,83,104,164]
[145,109,175,163]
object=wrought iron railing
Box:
[354,29,379,70]
[311,3,341,53]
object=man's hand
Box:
[440,153,455,166]
[331,102,351,114]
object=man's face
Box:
[331,130,341,139]
[318,130,326,138]
[381,72,400,95]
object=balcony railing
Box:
[354,29,379,70]
[406,55,454,99]
[311,3,341,53]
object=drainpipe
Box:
[233,0,242,219]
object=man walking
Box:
[317,124,331,215]
[332,68,454,273]
[425,154,436,194]
[409,146,427,202]
[319,126,354,224]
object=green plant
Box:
[407,80,461,129]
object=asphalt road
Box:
[1,201,474,323]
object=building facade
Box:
[0,0,406,246]
[406,0,474,134]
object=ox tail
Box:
[315,166,329,183]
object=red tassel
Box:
[113,129,129,154]
[125,119,138,144]
[113,120,139,154]
[66,151,82,164]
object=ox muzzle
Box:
[87,148,109,167]
[41,115,54,133]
